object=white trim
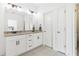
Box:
[73,4,77,56]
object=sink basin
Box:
[11,31,17,33]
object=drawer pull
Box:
[29,40,31,41]
[29,45,32,47]
[16,41,20,45]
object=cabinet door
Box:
[6,35,26,56]
[6,36,17,56]
[16,35,26,55]
[37,33,42,46]
[33,33,42,48]
[33,34,38,48]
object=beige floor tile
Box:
[21,46,65,56]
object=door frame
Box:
[73,4,78,56]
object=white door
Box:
[54,7,66,53]
[44,14,52,47]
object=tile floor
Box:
[21,46,65,56]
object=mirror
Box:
[4,8,25,32]
[8,19,17,31]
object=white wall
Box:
[25,12,44,31]
[25,13,30,30]
[0,3,5,55]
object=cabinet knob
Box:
[37,36,39,39]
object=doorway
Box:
[44,7,66,55]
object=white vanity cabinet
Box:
[6,36,17,56]
[6,32,43,56]
[26,33,42,51]
[33,33,42,48]
[26,34,34,51]
[6,35,26,56]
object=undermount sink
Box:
[11,31,17,34]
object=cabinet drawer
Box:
[26,44,33,51]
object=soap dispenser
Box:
[32,25,35,32]
[39,24,42,31]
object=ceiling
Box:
[15,3,66,14]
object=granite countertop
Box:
[4,30,43,37]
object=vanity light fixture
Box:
[27,9,37,15]
[7,3,37,14]
[7,3,25,12]
[29,9,34,13]
[26,9,34,14]
[8,3,21,8]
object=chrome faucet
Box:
[8,26,14,31]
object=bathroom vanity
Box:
[4,31,43,56]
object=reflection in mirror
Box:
[8,19,17,31]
